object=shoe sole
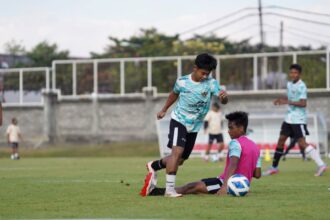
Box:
[139,172,153,197]
[164,193,183,198]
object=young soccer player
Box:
[140,53,228,197]
[263,64,327,176]
[203,102,224,161]
[145,111,261,197]
[6,117,23,160]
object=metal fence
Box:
[1,50,329,104]
[0,67,50,105]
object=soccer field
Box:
[0,157,329,220]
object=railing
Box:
[0,67,50,106]
[0,49,329,104]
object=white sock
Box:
[305,145,325,167]
[166,174,176,192]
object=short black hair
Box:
[212,102,220,110]
[225,111,248,132]
[195,53,217,71]
[290,64,302,73]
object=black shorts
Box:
[10,142,19,148]
[280,122,309,139]
[167,119,198,160]
[201,177,223,194]
[208,134,223,144]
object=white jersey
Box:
[204,110,222,134]
[6,124,21,142]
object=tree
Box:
[27,41,69,67]
[4,39,26,67]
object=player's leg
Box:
[149,178,222,196]
[216,134,224,161]
[203,135,213,161]
[14,143,20,159]
[283,137,296,161]
[165,145,184,197]
[293,124,327,176]
[263,122,289,175]
[297,140,327,176]
[10,143,15,160]
[164,132,197,197]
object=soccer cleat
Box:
[314,165,328,177]
[139,172,156,197]
[164,189,182,198]
[146,161,157,186]
[262,167,279,176]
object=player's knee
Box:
[178,158,185,166]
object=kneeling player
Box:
[145,111,261,196]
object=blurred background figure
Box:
[203,102,225,162]
[6,117,23,160]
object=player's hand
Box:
[157,110,166,120]
[274,98,287,105]
[216,187,228,196]
[219,91,228,104]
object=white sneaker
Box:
[146,161,157,185]
[164,189,182,198]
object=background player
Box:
[263,64,327,177]
[203,102,224,162]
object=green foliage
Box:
[27,41,69,67]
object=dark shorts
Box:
[208,133,223,144]
[167,119,198,160]
[201,177,223,194]
[280,122,309,139]
[10,142,19,148]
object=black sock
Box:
[151,159,166,171]
[272,148,284,168]
[149,187,166,196]
[300,148,306,159]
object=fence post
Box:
[73,62,77,95]
[52,62,56,91]
[46,68,50,91]
[93,60,98,95]
[19,69,23,104]
[120,60,125,95]
[177,58,182,78]
[253,56,258,91]
[216,57,220,83]
[147,58,152,89]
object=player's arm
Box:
[253,156,262,179]
[287,99,306,107]
[217,156,239,196]
[157,91,179,120]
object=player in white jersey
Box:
[6,117,23,160]
[140,53,228,197]
[203,102,224,161]
[263,64,327,177]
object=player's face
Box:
[227,121,243,139]
[289,68,300,82]
[193,66,211,82]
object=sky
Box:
[1,0,330,57]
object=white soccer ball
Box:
[227,174,250,197]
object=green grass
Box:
[0,154,329,220]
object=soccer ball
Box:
[227,174,250,197]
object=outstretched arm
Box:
[157,91,179,120]
[253,167,261,179]
[217,156,239,196]
[274,97,306,107]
